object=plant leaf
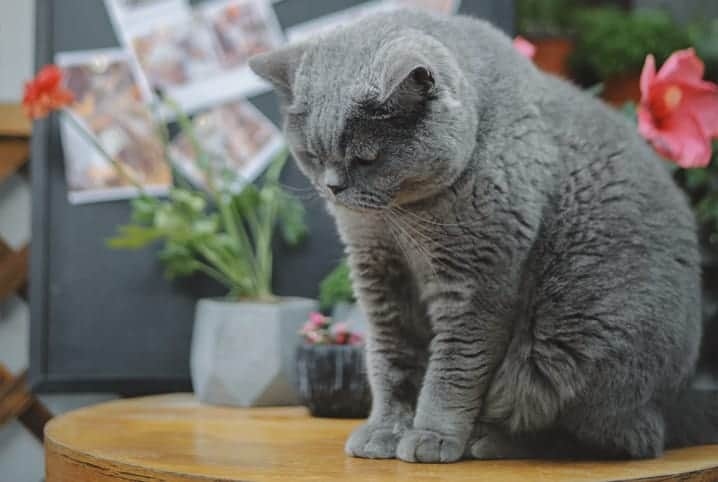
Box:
[106,225,164,249]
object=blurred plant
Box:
[24,64,307,302]
[108,148,307,301]
[571,7,691,82]
[300,312,363,346]
[688,19,718,82]
[516,0,575,37]
[319,260,355,311]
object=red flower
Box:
[638,49,718,168]
[22,65,74,120]
[513,36,536,60]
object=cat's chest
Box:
[335,207,460,285]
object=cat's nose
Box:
[324,168,347,195]
[327,181,348,195]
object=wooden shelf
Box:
[0,241,29,302]
[45,394,718,482]
[0,103,31,138]
[0,139,29,183]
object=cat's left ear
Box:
[378,54,436,107]
[249,43,306,99]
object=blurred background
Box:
[1,0,717,480]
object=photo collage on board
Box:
[57,0,460,204]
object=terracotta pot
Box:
[602,73,641,107]
[530,36,575,79]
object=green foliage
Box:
[688,19,718,82]
[108,148,307,301]
[516,0,575,37]
[675,142,718,240]
[571,7,691,81]
[319,260,355,310]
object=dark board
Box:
[29,0,514,394]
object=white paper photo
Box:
[56,49,172,204]
[170,99,284,193]
[114,0,284,114]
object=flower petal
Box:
[513,36,536,59]
[676,88,718,138]
[652,113,712,168]
[656,48,706,88]
[640,54,656,102]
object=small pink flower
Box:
[349,333,364,346]
[305,331,324,344]
[638,48,718,168]
[513,36,536,60]
[331,322,350,344]
[308,312,327,328]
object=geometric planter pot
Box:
[190,297,318,407]
[295,343,371,418]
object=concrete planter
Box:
[190,297,317,407]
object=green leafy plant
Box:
[107,100,307,301]
[319,260,355,311]
[688,19,718,82]
[571,7,691,81]
[516,0,575,37]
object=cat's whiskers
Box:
[384,209,448,281]
[391,204,484,229]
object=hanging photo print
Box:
[57,49,172,204]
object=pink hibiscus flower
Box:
[638,48,718,168]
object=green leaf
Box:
[130,195,160,225]
[158,241,200,278]
[277,192,307,245]
[319,260,355,310]
[106,225,164,249]
[684,168,710,191]
[231,184,261,217]
[263,147,290,184]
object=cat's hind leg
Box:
[562,405,665,459]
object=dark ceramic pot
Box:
[295,344,371,418]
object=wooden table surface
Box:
[45,394,718,482]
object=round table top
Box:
[45,394,718,482]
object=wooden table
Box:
[45,394,718,482]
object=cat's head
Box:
[249,12,478,211]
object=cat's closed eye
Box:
[353,156,375,167]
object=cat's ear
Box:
[249,44,306,99]
[378,54,436,107]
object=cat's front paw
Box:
[345,422,404,459]
[396,429,464,463]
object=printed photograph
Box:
[57,50,172,203]
[105,0,189,29]
[392,0,461,14]
[286,1,395,43]
[203,0,282,68]
[113,0,283,113]
[170,99,283,192]
[131,14,223,89]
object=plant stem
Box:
[196,262,235,290]
[61,109,145,192]
[166,98,260,297]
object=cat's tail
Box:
[664,388,718,448]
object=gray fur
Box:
[250,10,711,462]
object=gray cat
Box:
[250,9,716,462]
